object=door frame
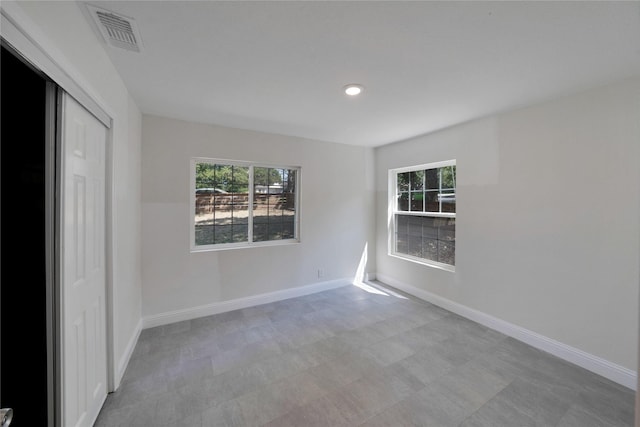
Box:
[1,3,118,423]
[46,79,58,427]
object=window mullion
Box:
[393,172,398,214]
[230,166,235,237]
[422,170,426,212]
[438,168,442,213]
[406,172,410,212]
[248,165,254,243]
[294,169,300,239]
[451,165,456,189]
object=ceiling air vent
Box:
[86,4,143,52]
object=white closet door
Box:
[61,93,107,427]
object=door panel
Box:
[61,93,107,427]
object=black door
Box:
[1,43,57,427]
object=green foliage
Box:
[397,165,456,192]
[441,165,456,189]
[254,167,284,186]
[195,163,299,193]
[195,162,248,192]
[397,172,410,191]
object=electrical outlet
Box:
[317,269,324,278]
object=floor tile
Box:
[96,281,635,427]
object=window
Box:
[191,158,300,251]
[390,160,456,270]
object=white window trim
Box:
[190,157,301,252]
[388,160,456,272]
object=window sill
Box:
[388,252,455,273]
[191,238,300,253]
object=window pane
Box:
[398,172,410,192]
[410,170,424,191]
[254,167,268,187]
[195,162,217,246]
[282,222,295,239]
[271,168,284,186]
[214,225,232,244]
[395,215,409,254]
[283,169,294,192]
[253,223,268,242]
[253,194,269,223]
[253,168,297,242]
[397,214,409,231]
[441,165,456,190]
[281,171,296,241]
[396,236,408,254]
[408,235,423,258]
[428,217,455,265]
[438,219,455,241]
[267,209,284,240]
[422,220,438,239]
[408,216,422,237]
[196,193,214,217]
[232,198,249,241]
[195,162,216,188]
[212,194,226,221]
[232,224,248,243]
[398,193,409,211]
[393,215,455,266]
[423,238,438,261]
[195,224,214,246]
[213,195,229,225]
[424,191,439,212]
[439,190,456,213]
[255,167,284,194]
[194,162,249,245]
[281,191,296,212]
[194,189,214,246]
[221,166,248,243]
[438,240,455,265]
[425,168,438,189]
[410,192,423,211]
[268,223,283,240]
[268,202,283,221]
[232,193,249,215]
[214,164,225,190]
[229,166,249,193]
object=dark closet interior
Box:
[1,44,52,426]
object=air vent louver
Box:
[86,4,143,52]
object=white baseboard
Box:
[142,278,351,329]
[376,274,637,391]
[114,318,142,390]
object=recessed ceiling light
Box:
[344,84,364,96]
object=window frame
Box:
[190,157,301,252]
[388,159,456,272]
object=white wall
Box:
[3,1,143,388]
[376,77,640,374]
[141,115,375,318]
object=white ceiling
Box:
[80,1,640,147]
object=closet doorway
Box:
[1,41,109,427]
[1,43,55,427]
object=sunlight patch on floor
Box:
[352,242,407,299]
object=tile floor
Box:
[94,281,635,427]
